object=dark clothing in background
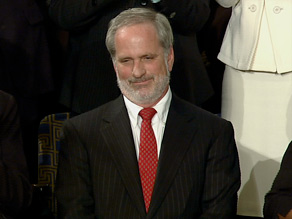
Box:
[0,0,53,100]
[0,0,54,182]
[264,141,292,218]
[198,1,232,114]
[0,90,32,219]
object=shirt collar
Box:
[124,88,172,127]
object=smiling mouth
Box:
[129,77,153,85]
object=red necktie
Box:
[138,108,158,213]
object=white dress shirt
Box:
[123,88,172,159]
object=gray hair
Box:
[105,8,173,60]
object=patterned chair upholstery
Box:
[38,112,71,217]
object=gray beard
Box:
[117,73,170,106]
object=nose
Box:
[132,60,146,78]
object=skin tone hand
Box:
[279,210,292,219]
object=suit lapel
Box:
[147,96,198,218]
[100,96,146,217]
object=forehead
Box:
[115,22,159,43]
[114,23,163,56]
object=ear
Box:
[167,47,174,72]
[113,60,119,75]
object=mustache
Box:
[128,75,154,83]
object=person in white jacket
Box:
[216,0,292,217]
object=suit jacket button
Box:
[273,6,283,14]
[248,4,257,12]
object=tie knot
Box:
[139,108,157,120]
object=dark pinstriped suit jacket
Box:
[56,94,240,218]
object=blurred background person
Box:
[198,0,231,114]
[0,90,32,219]
[216,0,292,217]
[0,0,57,183]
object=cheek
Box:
[153,63,169,76]
[145,61,164,73]
[115,65,132,80]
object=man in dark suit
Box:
[264,141,292,219]
[0,90,32,218]
[49,0,213,114]
[56,8,240,218]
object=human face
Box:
[113,23,174,108]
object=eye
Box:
[142,55,154,61]
[121,59,130,63]
[119,58,133,65]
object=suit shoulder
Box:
[65,97,122,127]
[174,96,230,125]
[194,105,228,124]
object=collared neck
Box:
[123,88,172,127]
